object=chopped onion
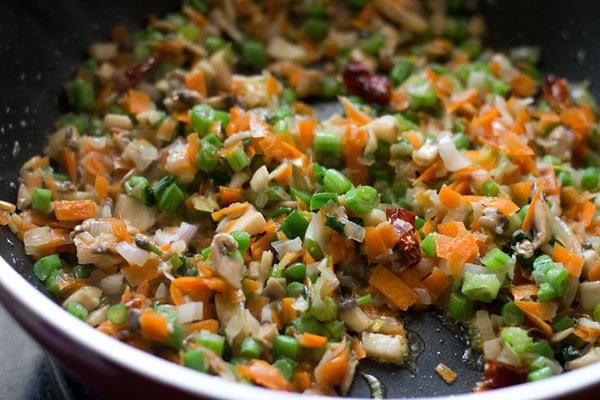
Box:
[341,217,366,242]
[483,338,503,360]
[473,310,495,344]
[81,219,113,236]
[339,306,371,332]
[552,216,582,255]
[305,211,329,256]
[176,222,199,244]
[115,241,150,267]
[100,273,123,295]
[413,287,432,305]
[87,305,109,327]
[271,237,303,258]
[361,332,408,365]
[438,135,472,172]
[250,165,269,193]
[579,281,600,310]
[154,229,178,246]
[113,194,156,232]
[62,286,102,311]
[176,302,204,324]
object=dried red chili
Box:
[542,74,572,111]
[114,53,161,94]
[342,62,392,106]
[386,208,421,267]
[476,360,528,391]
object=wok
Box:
[0,1,599,399]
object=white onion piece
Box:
[271,237,303,258]
[413,287,432,305]
[155,282,167,299]
[154,230,178,246]
[23,226,56,257]
[438,135,472,172]
[305,211,329,256]
[552,216,582,255]
[62,286,102,311]
[176,302,204,324]
[176,222,199,244]
[339,307,372,332]
[483,338,503,360]
[115,241,150,267]
[82,219,114,236]
[342,218,366,242]
[100,273,123,295]
[579,281,600,310]
[473,310,495,344]
[250,165,269,193]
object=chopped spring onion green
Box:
[273,335,300,360]
[323,169,353,194]
[157,183,184,214]
[481,248,511,270]
[107,303,129,326]
[345,185,379,214]
[66,301,89,320]
[33,254,62,281]
[31,188,53,213]
[420,233,437,257]
[461,272,501,303]
[240,337,263,359]
[280,211,309,239]
[196,331,226,357]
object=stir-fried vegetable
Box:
[5,0,600,396]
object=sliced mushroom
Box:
[210,233,244,289]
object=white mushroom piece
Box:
[210,233,245,289]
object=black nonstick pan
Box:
[1,1,600,399]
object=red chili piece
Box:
[342,62,392,106]
[114,53,161,94]
[542,74,572,111]
[386,208,421,267]
[476,360,528,391]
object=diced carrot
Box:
[351,337,367,360]
[237,360,293,391]
[314,339,350,388]
[446,88,478,114]
[510,72,537,97]
[421,219,437,235]
[242,278,262,295]
[97,320,120,336]
[561,106,591,135]
[509,284,539,301]
[250,220,277,259]
[271,163,293,185]
[499,131,534,157]
[375,221,400,248]
[185,70,207,97]
[219,186,242,205]
[226,107,251,136]
[211,201,249,222]
[185,319,219,335]
[514,300,557,337]
[553,243,584,278]
[439,185,462,209]
[265,74,282,96]
[61,148,78,183]
[54,200,96,221]
[280,297,297,326]
[573,200,596,228]
[522,188,542,232]
[157,117,178,141]
[121,259,162,287]
[437,221,465,237]
[588,263,600,281]
[339,96,372,125]
[404,130,422,149]
[421,268,451,298]
[94,175,109,202]
[434,224,479,277]
[463,196,520,216]
[509,181,534,201]
[298,332,328,348]
[368,265,418,311]
[186,132,200,164]
[572,326,600,343]
[298,118,316,148]
[293,371,312,392]
[413,160,443,186]
[364,227,389,262]
[125,89,151,115]
[343,124,369,185]
[139,308,171,342]
[253,133,305,161]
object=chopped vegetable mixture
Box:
[5,0,600,395]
